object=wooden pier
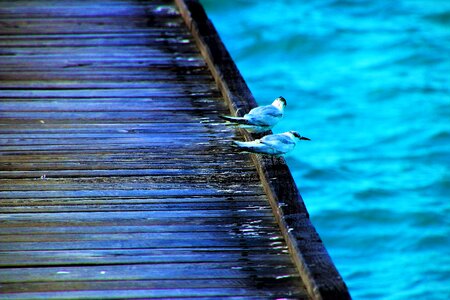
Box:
[0,0,350,299]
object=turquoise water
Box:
[200,1,450,299]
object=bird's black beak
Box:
[300,137,311,141]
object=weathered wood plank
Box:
[0,135,231,146]
[0,188,263,199]
[0,194,268,207]
[0,33,193,42]
[0,230,283,243]
[0,222,276,234]
[0,46,194,55]
[0,58,205,70]
[0,195,266,206]
[0,180,262,192]
[0,195,267,208]
[0,81,215,90]
[0,279,307,297]
[0,112,223,120]
[0,291,305,300]
[0,6,180,19]
[0,26,189,35]
[0,145,237,155]
[0,168,256,179]
[0,279,306,297]
[0,36,196,47]
[0,205,269,213]
[0,160,251,171]
[0,90,215,99]
[0,67,210,75]
[0,73,213,83]
[0,26,187,35]
[0,262,298,282]
[0,152,246,162]
[0,240,286,252]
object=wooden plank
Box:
[0,58,205,70]
[0,263,298,282]
[0,195,268,208]
[0,208,272,219]
[0,204,269,213]
[0,37,195,47]
[0,181,263,192]
[0,125,229,135]
[0,25,189,35]
[0,152,247,162]
[0,290,305,300]
[0,81,215,90]
[0,33,193,41]
[0,278,305,295]
[0,26,188,35]
[0,108,223,115]
[0,214,278,226]
[0,277,307,298]
[0,230,283,243]
[0,16,181,24]
[0,160,251,171]
[0,222,277,234]
[0,5,179,18]
[0,183,260,193]
[0,240,286,252]
[0,199,269,209]
[0,188,263,199]
[0,89,215,98]
[0,66,210,74]
[0,170,259,182]
[11,195,272,207]
[0,135,231,146]
[0,72,213,82]
[0,168,257,179]
[0,195,269,213]
[0,144,236,154]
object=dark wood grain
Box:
[0,0,313,299]
[175,0,352,299]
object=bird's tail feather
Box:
[219,115,251,125]
[232,141,263,152]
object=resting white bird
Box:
[219,96,286,133]
[233,131,310,156]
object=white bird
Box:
[219,96,287,133]
[233,131,310,156]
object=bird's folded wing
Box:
[247,106,282,125]
[260,134,295,148]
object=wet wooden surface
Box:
[0,0,311,299]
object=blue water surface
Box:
[200,1,450,299]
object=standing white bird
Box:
[233,131,310,156]
[219,96,286,133]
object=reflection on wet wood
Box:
[0,0,311,299]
